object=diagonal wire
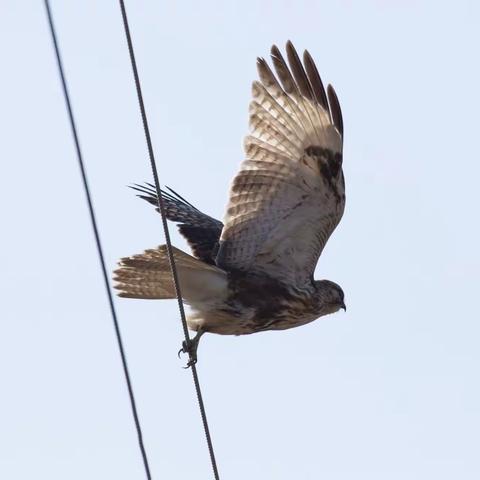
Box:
[117,2,220,479]
[43,2,152,479]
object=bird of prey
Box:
[114,41,346,365]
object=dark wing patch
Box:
[130,183,223,265]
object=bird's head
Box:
[313,280,346,315]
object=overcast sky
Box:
[1,1,479,479]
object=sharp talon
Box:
[178,340,194,367]
[178,340,189,359]
[178,331,203,368]
[183,357,197,369]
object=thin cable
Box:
[117,2,220,479]
[43,2,152,479]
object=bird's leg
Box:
[178,329,204,368]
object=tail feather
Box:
[114,245,227,301]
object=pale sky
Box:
[1,1,479,479]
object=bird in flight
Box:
[114,41,346,366]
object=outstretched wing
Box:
[131,184,223,265]
[216,41,345,289]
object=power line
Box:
[117,2,220,479]
[43,2,152,479]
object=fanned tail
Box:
[113,245,227,301]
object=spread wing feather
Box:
[131,183,223,265]
[216,41,345,289]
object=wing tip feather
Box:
[327,84,344,137]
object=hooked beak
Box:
[340,302,346,312]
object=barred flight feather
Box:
[217,41,344,289]
[115,42,347,343]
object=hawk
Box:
[114,42,346,365]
